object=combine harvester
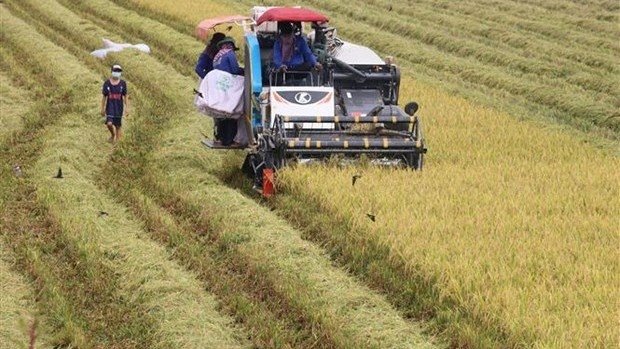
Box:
[196,7,426,196]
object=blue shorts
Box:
[105,116,122,127]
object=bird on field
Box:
[366,213,376,222]
[54,167,63,179]
[12,164,23,178]
[98,211,109,217]
[352,174,362,186]
[388,5,393,11]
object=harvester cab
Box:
[196,7,426,197]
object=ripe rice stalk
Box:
[274,77,620,348]
[0,73,30,144]
[0,234,53,348]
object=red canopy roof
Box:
[195,15,252,40]
[256,7,328,25]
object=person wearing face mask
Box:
[101,64,129,143]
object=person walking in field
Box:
[101,64,128,143]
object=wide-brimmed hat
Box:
[111,64,123,72]
[217,37,238,50]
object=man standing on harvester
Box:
[101,64,129,143]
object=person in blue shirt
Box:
[195,32,225,79]
[100,64,128,143]
[213,37,244,76]
[273,22,322,72]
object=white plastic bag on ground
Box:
[91,38,151,58]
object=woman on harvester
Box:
[195,32,226,79]
[273,22,322,72]
[213,37,244,76]
[211,37,247,147]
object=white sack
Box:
[195,69,245,118]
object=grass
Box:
[1,4,249,348]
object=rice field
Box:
[0,0,617,348]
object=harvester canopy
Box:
[255,7,328,25]
[195,15,253,40]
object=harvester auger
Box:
[195,7,427,197]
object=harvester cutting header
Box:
[194,6,427,196]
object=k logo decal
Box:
[294,92,312,104]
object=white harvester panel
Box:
[270,86,335,130]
